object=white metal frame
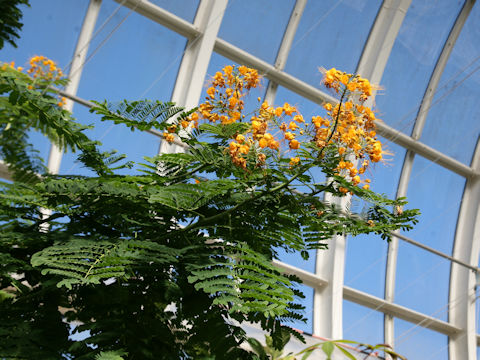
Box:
[383,0,475,353]
[158,0,227,155]
[449,136,480,359]
[46,0,102,174]
[3,0,480,358]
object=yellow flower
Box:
[235,134,245,143]
[289,139,300,150]
[293,114,304,123]
[283,103,296,116]
[288,121,298,131]
[207,87,216,99]
[259,138,268,148]
[163,132,175,143]
[289,157,300,166]
[239,144,250,154]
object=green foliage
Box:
[0,63,419,359]
[90,99,185,132]
[0,0,29,49]
[248,330,407,360]
[0,65,127,181]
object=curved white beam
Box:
[449,135,480,360]
[384,2,475,354]
[314,193,349,338]
[354,0,412,348]
[158,0,228,155]
[113,0,200,39]
[47,0,102,174]
[356,0,412,85]
[264,0,307,104]
[411,0,475,139]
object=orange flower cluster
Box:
[27,55,64,80]
[0,61,22,72]
[323,68,373,101]
[319,70,385,190]
[201,65,259,125]
[2,57,68,108]
[164,64,386,190]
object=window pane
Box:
[404,156,465,253]
[284,0,381,87]
[78,0,186,101]
[375,0,464,134]
[395,241,450,321]
[345,234,387,298]
[285,283,313,334]
[59,106,161,176]
[394,318,448,360]
[343,300,384,346]
[218,0,295,64]
[64,1,187,173]
[421,2,480,165]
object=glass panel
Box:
[285,283,313,334]
[218,0,295,64]
[343,300,383,346]
[345,139,403,298]
[345,235,388,298]
[404,156,465,253]
[61,2,187,174]
[150,0,200,23]
[59,106,161,176]
[395,241,450,321]
[421,2,480,165]
[375,0,464,134]
[78,1,186,101]
[394,318,448,360]
[284,0,381,87]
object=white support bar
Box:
[113,0,200,39]
[394,232,479,273]
[356,0,412,85]
[343,286,462,336]
[46,0,102,175]
[376,121,478,179]
[158,0,227,156]
[385,149,414,346]
[272,259,328,290]
[264,0,307,104]
[314,194,350,339]
[214,38,338,105]
[448,135,480,360]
